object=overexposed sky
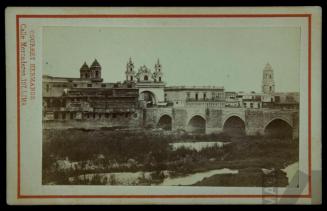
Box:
[43,26,300,92]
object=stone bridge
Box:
[144,107,299,139]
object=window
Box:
[86,73,89,78]
[54,112,58,119]
[62,113,66,119]
[243,103,246,107]
[250,103,253,108]
[70,112,74,119]
[113,114,116,118]
[73,84,77,87]
[130,76,133,81]
[93,113,96,119]
[186,92,190,99]
[87,84,92,88]
[105,113,109,118]
[203,93,207,100]
[195,93,198,101]
[46,84,49,92]
[95,71,99,78]
[269,86,272,92]
[144,75,148,81]
[101,84,106,88]
[159,77,161,82]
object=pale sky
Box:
[43,26,300,92]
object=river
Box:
[159,168,238,186]
[170,141,230,152]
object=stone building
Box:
[43,59,140,128]
[125,58,166,107]
[164,86,225,108]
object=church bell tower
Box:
[125,57,135,82]
[262,63,275,94]
[153,58,163,82]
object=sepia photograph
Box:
[42,26,300,187]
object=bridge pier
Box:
[245,127,264,136]
[292,128,299,139]
[205,127,223,134]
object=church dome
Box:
[90,59,101,69]
[80,62,89,72]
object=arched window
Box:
[144,75,148,81]
[159,77,161,82]
[130,76,133,81]
[195,93,198,100]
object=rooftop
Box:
[165,86,224,91]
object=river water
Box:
[170,141,230,152]
[159,168,238,186]
[69,163,297,186]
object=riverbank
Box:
[42,128,298,186]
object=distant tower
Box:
[262,63,275,94]
[153,58,163,82]
[125,57,135,82]
[80,62,90,79]
[89,59,103,82]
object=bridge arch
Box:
[264,118,293,139]
[187,115,206,133]
[157,114,172,131]
[222,113,245,127]
[139,90,156,107]
[223,115,246,137]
